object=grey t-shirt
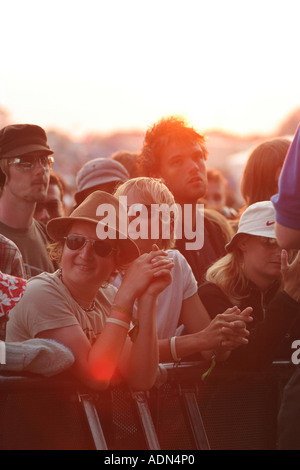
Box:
[6,270,117,344]
[0,219,55,278]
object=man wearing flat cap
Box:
[0,124,57,277]
[74,157,129,207]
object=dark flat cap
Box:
[0,124,53,159]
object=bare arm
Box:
[37,248,173,391]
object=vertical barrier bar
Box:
[131,391,161,450]
[181,389,211,450]
[79,394,108,450]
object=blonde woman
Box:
[114,177,253,364]
[198,201,300,369]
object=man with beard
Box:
[138,116,228,285]
[0,124,56,277]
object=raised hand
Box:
[120,245,174,301]
[144,244,174,297]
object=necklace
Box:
[58,269,96,312]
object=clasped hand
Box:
[121,244,174,299]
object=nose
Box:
[78,240,95,259]
[186,156,203,173]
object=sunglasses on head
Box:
[64,234,116,257]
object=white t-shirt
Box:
[113,249,198,339]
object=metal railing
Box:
[0,361,295,450]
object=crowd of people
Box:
[0,117,299,448]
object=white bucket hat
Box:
[225,201,276,252]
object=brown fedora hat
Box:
[47,190,139,264]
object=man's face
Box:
[34,183,64,224]
[5,152,51,203]
[155,139,207,205]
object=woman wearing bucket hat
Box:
[198,200,300,370]
[6,191,174,391]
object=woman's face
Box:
[61,220,117,295]
[125,187,160,254]
[238,235,282,288]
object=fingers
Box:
[153,270,173,281]
[217,311,253,324]
[281,249,289,272]
[152,261,174,277]
[151,257,174,268]
[151,244,160,251]
[222,324,249,335]
[147,250,168,262]
[221,337,249,349]
[239,307,253,318]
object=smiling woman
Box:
[6,190,175,391]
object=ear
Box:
[236,236,248,253]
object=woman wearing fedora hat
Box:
[6,191,175,391]
[198,200,300,370]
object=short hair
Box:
[138,116,208,176]
[110,150,139,178]
[0,159,9,189]
[114,176,177,250]
[241,137,291,208]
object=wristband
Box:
[201,355,216,382]
[170,336,181,363]
[106,318,130,330]
[0,340,6,365]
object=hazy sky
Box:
[1,0,300,138]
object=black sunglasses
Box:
[64,234,116,257]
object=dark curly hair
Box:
[138,116,208,177]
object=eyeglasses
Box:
[64,234,116,257]
[8,155,54,171]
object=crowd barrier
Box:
[0,361,295,450]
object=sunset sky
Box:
[1,0,300,139]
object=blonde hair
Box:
[204,209,235,244]
[114,177,177,250]
[47,240,64,265]
[205,249,250,306]
[206,233,283,305]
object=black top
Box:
[175,216,227,287]
[198,280,300,370]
